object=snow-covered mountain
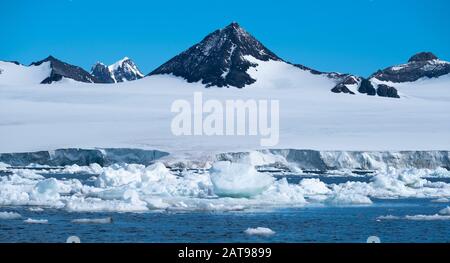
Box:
[145,22,409,99]
[1,23,450,98]
[31,56,98,84]
[371,52,450,83]
[91,57,144,83]
[149,22,282,88]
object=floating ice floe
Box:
[377,206,450,221]
[0,162,9,170]
[405,214,450,221]
[24,218,48,224]
[28,207,44,212]
[1,162,450,213]
[376,215,401,220]
[244,227,275,236]
[431,198,450,203]
[0,211,22,220]
[438,206,450,215]
[72,217,113,224]
[59,163,104,174]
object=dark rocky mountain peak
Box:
[149,22,281,88]
[31,55,98,84]
[91,57,144,83]
[408,52,438,63]
[91,62,115,83]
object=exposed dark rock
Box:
[91,63,115,83]
[31,56,98,84]
[6,61,21,65]
[376,84,400,98]
[408,52,438,63]
[293,64,323,75]
[341,75,360,85]
[358,78,376,96]
[331,83,355,94]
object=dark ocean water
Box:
[1,199,450,243]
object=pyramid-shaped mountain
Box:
[148,22,281,88]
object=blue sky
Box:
[1,0,449,76]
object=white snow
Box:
[329,167,450,200]
[0,61,51,85]
[109,57,130,71]
[0,211,22,220]
[1,57,449,156]
[299,178,331,195]
[244,227,275,236]
[326,192,373,205]
[107,57,144,80]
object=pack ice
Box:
[1,160,450,213]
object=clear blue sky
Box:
[1,0,449,76]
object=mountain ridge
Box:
[91,57,144,83]
[1,23,449,94]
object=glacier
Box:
[0,148,169,167]
[217,150,450,171]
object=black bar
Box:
[0,244,449,262]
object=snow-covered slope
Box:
[1,58,449,157]
[0,61,51,86]
[91,57,144,83]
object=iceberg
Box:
[244,227,275,236]
[210,161,274,198]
